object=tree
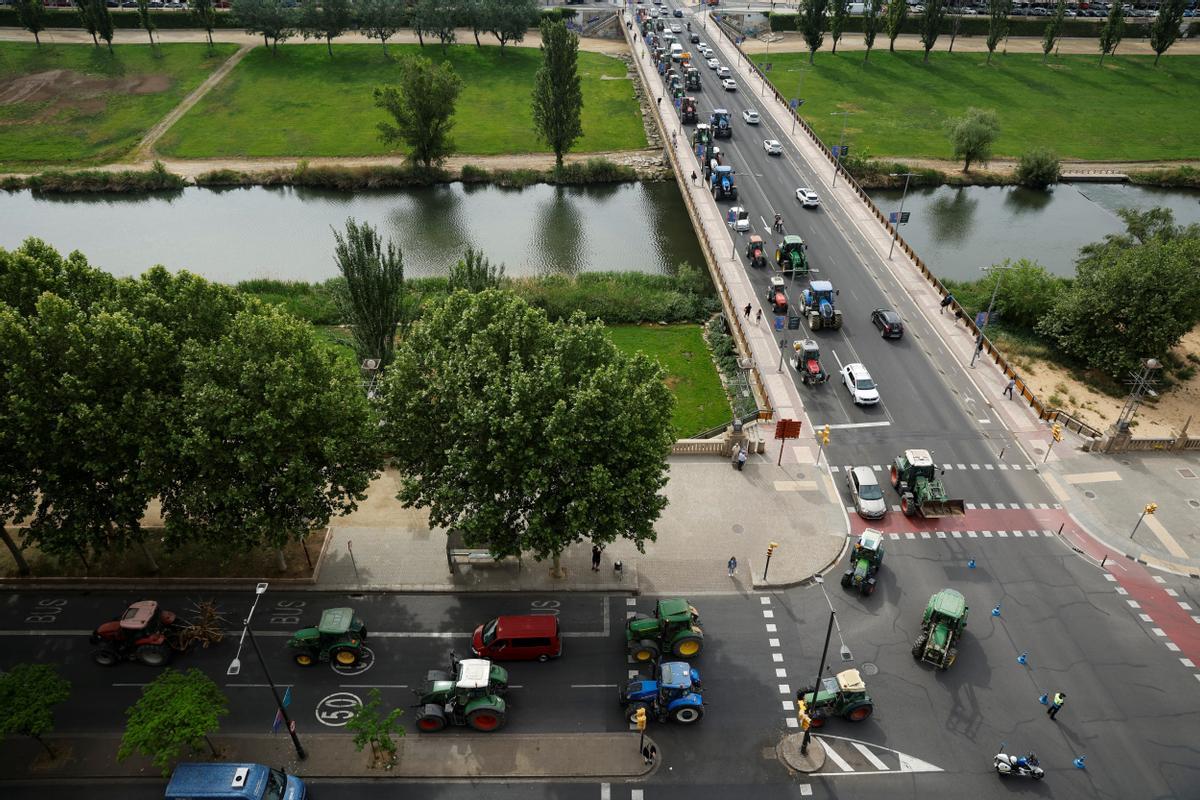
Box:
[448,247,506,293]
[985,0,1010,64]
[1041,0,1065,64]
[488,0,536,53]
[532,18,583,170]
[0,664,71,758]
[118,669,228,777]
[799,0,829,64]
[161,307,380,554]
[374,55,463,168]
[74,0,99,46]
[332,218,409,367]
[862,0,880,61]
[188,0,219,49]
[346,688,406,766]
[356,0,404,55]
[14,0,48,46]
[829,0,849,54]
[982,258,1067,329]
[234,0,297,53]
[919,0,946,63]
[136,0,157,45]
[462,0,488,46]
[301,0,351,56]
[90,0,115,53]
[378,291,674,576]
[1098,0,1124,65]
[1038,225,1200,379]
[946,0,962,52]
[415,0,457,53]
[947,107,998,171]
[1149,0,1186,65]
[884,0,907,52]
[1014,147,1061,189]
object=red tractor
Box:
[745,235,767,269]
[791,339,829,386]
[90,600,224,667]
[766,275,788,315]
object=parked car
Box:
[870,308,904,339]
[716,65,732,78]
[742,109,760,124]
[721,78,738,91]
[691,33,701,43]
[842,363,880,406]
[846,467,888,519]
[796,188,821,207]
[763,139,783,155]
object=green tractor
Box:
[890,449,966,518]
[413,656,509,732]
[775,235,809,278]
[626,598,704,662]
[840,529,884,596]
[287,607,368,667]
[797,668,875,728]
[913,589,968,669]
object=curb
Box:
[1061,512,1200,580]
[752,533,850,591]
[777,733,826,773]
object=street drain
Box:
[1084,490,1097,499]
[1179,468,1197,479]
[860,662,879,676]
[732,524,745,535]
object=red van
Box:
[472,615,562,662]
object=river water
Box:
[0,182,705,284]
[869,182,1200,281]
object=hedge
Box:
[765,12,1199,38]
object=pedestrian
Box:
[737,448,747,471]
[727,556,738,577]
[657,96,662,107]
[671,131,677,148]
[940,293,954,314]
[642,742,658,764]
[744,302,752,319]
[591,545,602,571]
[1047,692,1065,720]
[731,443,742,469]
[1003,377,1016,400]
[755,308,762,324]
[691,169,697,185]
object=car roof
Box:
[876,308,901,320]
[846,363,871,376]
[489,615,559,637]
[851,466,879,484]
[766,139,781,144]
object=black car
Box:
[673,7,684,16]
[871,308,904,339]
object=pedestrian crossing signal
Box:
[634,707,647,731]
[820,425,831,446]
[1051,424,1062,442]
[797,698,811,730]
[1144,502,1158,515]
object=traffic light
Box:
[797,697,811,731]
[1145,502,1158,515]
[820,425,831,446]
[767,542,779,558]
[634,707,647,731]
[1052,423,1063,442]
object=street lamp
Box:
[830,111,852,188]
[228,582,307,760]
[886,172,916,260]
[800,575,845,756]
[970,262,1012,369]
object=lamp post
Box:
[800,576,838,756]
[830,111,851,187]
[227,583,307,760]
[886,172,916,259]
[970,262,1011,369]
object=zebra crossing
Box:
[881,529,1060,541]
[830,462,1036,473]
[846,502,1061,514]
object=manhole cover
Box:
[1179,468,1197,479]
[732,524,745,534]
[1084,490,1097,499]
[860,662,879,676]
[1188,499,1200,509]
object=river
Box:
[869,182,1200,281]
[0,182,705,284]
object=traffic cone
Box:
[1038,692,1049,705]
[1074,755,1087,769]
[992,603,1001,617]
[1017,651,1028,665]
[968,559,976,569]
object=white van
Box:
[670,43,684,62]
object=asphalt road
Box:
[650,1,1057,518]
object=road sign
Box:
[888,211,911,225]
[272,686,293,733]
[831,145,850,158]
[774,419,803,439]
[789,98,800,109]
[775,315,785,331]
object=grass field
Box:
[755,51,1200,162]
[0,43,237,166]
[607,324,729,438]
[158,44,647,158]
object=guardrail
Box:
[1042,409,1104,440]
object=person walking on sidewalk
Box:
[727,556,738,577]
[736,448,747,471]
[1047,692,1065,720]
[755,308,762,324]
[691,169,697,185]
[731,444,742,469]
[591,545,602,572]
[744,303,752,319]
[1003,377,1016,400]
[940,293,954,314]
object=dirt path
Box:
[739,31,1200,55]
[133,42,251,160]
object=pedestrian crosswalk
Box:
[831,463,1035,473]
[879,529,1060,540]
[845,502,1061,514]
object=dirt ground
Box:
[0,68,171,124]
[1009,326,1200,438]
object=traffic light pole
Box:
[800,609,836,756]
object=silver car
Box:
[846,467,887,519]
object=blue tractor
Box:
[801,279,843,331]
[619,661,705,725]
[710,108,732,139]
[710,165,737,200]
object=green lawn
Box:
[158,44,647,158]
[756,51,1200,161]
[607,324,729,438]
[0,42,237,166]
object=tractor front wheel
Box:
[846,704,873,722]
[943,648,957,670]
[136,644,170,667]
[416,710,446,733]
[889,465,899,488]
[294,651,317,667]
[92,645,120,666]
[671,704,704,724]
[332,647,360,667]
[912,634,927,659]
[672,635,703,658]
[467,709,505,732]
[632,640,660,662]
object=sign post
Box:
[774,418,803,466]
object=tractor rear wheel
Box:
[332,647,360,667]
[860,579,874,597]
[626,702,650,725]
[416,710,446,733]
[467,708,505,732]
[808,709,827,728]
[294,651,317,667]
[912,633,927,659]
[671,704,704,724]
[846,704,873,722]
[632,640,660,662]
[672,635,703,658]
[92,645,120,666]
[136,644,170,667]
[840,571,852,588]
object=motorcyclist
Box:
[1014,753,1039,772]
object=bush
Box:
[236,278,342,325]
[1014,148,1061,189]
[553,158,638,184]
[1129,166,1200,189]
[12,162,186,193]
[510,272,717,325]
[943,258,1068,332]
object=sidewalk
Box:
[0,732,653,781]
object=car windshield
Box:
[265,769,287,800]
[481,619,498,645]
[856,378,876,391]
[858,483,884,501]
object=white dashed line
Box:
[763,610,775,618]
[1165,589,1179,597]
[782,700,795,711]
[1139,613,1154,622]
[779,684,791,694]
[1104,574,1117,582]
[776,668,788,678]
[1127,600,1141,608]
[1179,602,1193,611]
[968,531,978,538]
[1152,628,1167,637]
[1182,659,1196,668]
[786,717,799,728]
[1166,642,1181,652]
[1116,587,1128,595]
[773,653,784,662]
[769,638,780,647]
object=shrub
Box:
[1014,148,1061,189]
[16,162,186,193]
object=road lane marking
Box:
[851,741,889,770]
[1064,471,1123,484]
[1166,642,1181,652]
[821,421,891,429]
[600,783,610,800]
[1144,515,1189,559]
[572,684,618,688]
[822,743,854,772]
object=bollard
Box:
[1017,651,1028,665]
[992,603,1001,617]
[968,559,976,569]
[1074,755,1087,769]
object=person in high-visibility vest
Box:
[1047,692,1066,720]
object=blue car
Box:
[619,661,705,724]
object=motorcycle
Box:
[994,751,1044,780]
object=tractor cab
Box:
[914,589,968,669]
[775,235,809,278]
[710,108,732,138]
[842,528,884,594]
[766,275,788,314]
[792,339,828,385]
[895,449,937,483]
[692,122,712,147]
[685,66,701,89]
[802,279,842,331]
[710,165,737,200]
[746,234,767,268]
[112,601,174,639]
[288,607,368,667]
[658,660,702,701]
[854,529,885,562]
[625,598,704,661]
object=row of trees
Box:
[794,0,1189,65]
[232,0,539,56]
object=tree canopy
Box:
[0,663,71,757]
[14,0,48,46]
[946,107,999,171]
[301,0,351,56]
[985,0,1011,63]
[919,0,946,62]
[1149,0,1187,65]
[378,290,674,572]
[375,55,464,169]
[800,0,829,63]
[884,0,907,51]
[532,18,584,169]
[118,669,228,777]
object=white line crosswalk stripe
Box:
[822,743,854,772]
[851,741,890,770]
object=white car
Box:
[706,57,720,69]
[671,23,682,33]
[742,109,760,124]
[763,139,783,155]
[716,65,732,78]
[796,188,820,207]
[721,78,738,91]
[846,467,887,519]
[842,363,880,406]
[729,206,751,232]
